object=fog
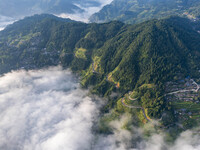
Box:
[0,15,16,31]
[0,66,199,150]
[56,0,113,22]
[0,0,113,30]
[0,66,100,150]
[94,116,200,150]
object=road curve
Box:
[121,98,141,109]
[128,95,137,101]
[141,108,151,122]
[121,98,151,122]
[121,79,200,124]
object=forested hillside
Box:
[0,0,99,18]
[90,0,200,24]
[1,14,200,130]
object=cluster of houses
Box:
[183,12,200,22]
[165,77,200,122]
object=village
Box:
[4,33,62,71]
[165,77,200,127]
[120,76,200,127]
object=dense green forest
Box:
[90,0,200,24]
[0,14,200,131]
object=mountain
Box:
[0,0,99,18]
[0,14,200,132]
[89,0,200,24]
[0,0,111,30]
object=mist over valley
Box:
[1,0,200,149]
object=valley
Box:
[1,0,200,149]
[90,0,200,24]
[0,14,200,140]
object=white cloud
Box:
[0,66,99,150]
[57,0,113,22]
[0,15,16,31]
[169,130,200,150]
[98,0,113,6]
[0,0,113,29]
[93,113,200,150]
[0,66,199,150]
[93,114,137,150]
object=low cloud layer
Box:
[57,0,113,22]
[0,66,199,150]
[0,67,100,150]
[94,114,200,150]
[0,0,113,30]
[0,15,16,31]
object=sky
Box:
[0,67,199,150]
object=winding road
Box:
[128,95,137,101]
[121,97,141,109]
[191,79,200,92]
[121,79,199,123]
[121,97,151,122]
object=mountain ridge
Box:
[0,14,200,131]
[89,0,200,24]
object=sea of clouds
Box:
[0,67,100,150]
[0,15,16,31]
[0,66,199,150]
[57,0,113,22]
[0,0,113,30]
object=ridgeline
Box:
[0,14,200,131]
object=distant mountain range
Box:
[0,0,100,18]
[0,0,112,30]
[89,0,200,23]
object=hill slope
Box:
[89,0,200,24]
[0,0,100,18]
[0,14,200,129]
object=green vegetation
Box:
[0,14,200,131]
[90,0,200,24]
[173,101,200,111]
[75,48,87,59]
[130,91,138,99]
